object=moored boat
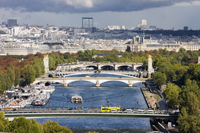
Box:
[32,93,49,106]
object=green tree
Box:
[177,107,200,133]
[6,116,43,133]
[95,56,102,62]
[142,60,148,71]
[14,67,20,87]
[49,57,55,70]
[164,84,181,108]
[64,52,71,59]
[0,72,8,93]
[49,53,63,66]
[153,72,167,89]
[175,67,187,83]
[43,120,72,133]
[180,92,199,116]
[7,65,15,87]
[31,58,45,75]
[22,65,36,85]
[0,111,9,132]
[159,48,169,56]
[33,65,42,78]
[0,81,2,93]
[91,49,99,55]
[187,64,200,86]
[182,79,200,101]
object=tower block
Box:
[43,54,49,73]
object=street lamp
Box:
[106,98,108,106]
[48,98,50,110]
[107,101,109,106]
[63,94,64,110]
[135,99,136,109]
[33,95,35,111]
[137,101,138,109]
[92,94,94,110]
[121,95,123,111]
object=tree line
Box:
[0,111,72,133]
[0,54,45,93]
[150,48,200,132]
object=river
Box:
[27,74,151,133]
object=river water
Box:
[28,74,151,133]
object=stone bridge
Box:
[34,77,148,87]
[56,62,143,71]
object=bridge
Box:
[4,107,178,121]
[55,70,144,77]
[34,77,149,87]
[56,62,143,71]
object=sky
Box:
[0,0,200,30]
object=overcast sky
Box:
[0,0,200,29]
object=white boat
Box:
[42,86,55,93]
[71,95,83,103]
[6,89,15,93]
[32,93,50,106]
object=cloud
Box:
[0,0,197,13]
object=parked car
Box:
[124,109,133,113]
[111,109,118,113]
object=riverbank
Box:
[141,87,162,109]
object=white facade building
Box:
[108,26,120,30]
[121,25,126,30]
[142,19,147,26]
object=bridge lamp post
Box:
[121,95,123,111]
[63,94,64,110]
[33,95,35,111]
[92,94,94,110]
[135,99,136,109]
[48,98,50,110]
[106,98,108,106]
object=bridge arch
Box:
[86,65,98,70]
[65,80,96,87]
[117,65,133,71]
[99,80,129,87]
[101,65,115,70]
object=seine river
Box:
[27,74,151,133]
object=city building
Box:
[2,22,6,25]
[184,26,189,31]
[7,19,17,27]
[82,17,93,29]
[121,26,126,30]
[108,26,120,30]
[142,19,147,26]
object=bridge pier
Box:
[97,64,101,70]
[63,83,68,87]
[96,80,100,87]
[128,80,132,87]
[132,64,135,70]
[114,64,118,71]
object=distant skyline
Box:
[0,0,200,30]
